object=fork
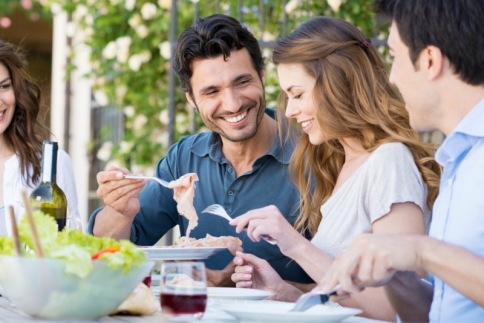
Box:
[123,175,171,188]
[201,204,277,245]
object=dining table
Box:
[0,295,393,323]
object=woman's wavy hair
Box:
[0,41,49,186]
[273,17,441,237]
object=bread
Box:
[111,283,160,316]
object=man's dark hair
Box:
[375,0,484,85]
[174,14,264,96]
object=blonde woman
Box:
[230,17,440,321]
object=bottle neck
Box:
[40,141,58,183]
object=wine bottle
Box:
[29,141,67,231]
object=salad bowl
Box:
[0,256,154,320]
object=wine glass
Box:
[160,262,207,319]
[66,210,83,231]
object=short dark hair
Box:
[375,0,484,85]
[173,14,264,95]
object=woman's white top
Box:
[0,150,80,236]
[311,142,431,258]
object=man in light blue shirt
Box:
[318,1,484,322]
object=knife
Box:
[289,284,340,312]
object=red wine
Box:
[143,275,152,287]
[161,293,207,315]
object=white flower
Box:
[157,0,171,10]
[128,14,141,28]
[97,141,113,162]
[156,131,169,147]
[159,109,169,125]
[85,14,93,25]
[141,3,157,20]
[118,51,130,64]
[158,41,171,60]
[93,90,109,106]
[176,114,188,133]
[285,0,300,14]
[51,3,62,14]
[123,106,135,117]
[139,50,152,62]
[128,54,143,72]
[119,141,134,154]
[262,31,275,42]
[136,25,149,38]
[328,0,345,12]
[133,114,148,131]
[116,36,132,50]
[265,86,277,94]
[95,76,106,86]
[116,36,132,63]
[110,0,122,5]
[125,0,136,10]
[116,85,127,102]
[102,41,117,59]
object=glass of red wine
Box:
[160,262,207,319]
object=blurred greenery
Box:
[1,0,388,171]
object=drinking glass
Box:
[66,215,83,231]
[160,262,207,319]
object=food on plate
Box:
[169,173,199,238]
[169,273,197,287]
[111,283,160,315]
[177,234,242,248]
[0,211,146,278]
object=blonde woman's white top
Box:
[0,150,80,236]
[311,142,431,258]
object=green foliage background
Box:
[0,0,386,171]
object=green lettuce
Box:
[0,212,147,278]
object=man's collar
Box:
[452,97,484,137]
[435,97,484,165]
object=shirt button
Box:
[228,168,233,173]
[435,290,442,297]
[437,234,443,240]
[6,182,11,186]
[228,191,234,196]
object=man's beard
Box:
[195,94,266,143]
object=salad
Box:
[0,211,146,278]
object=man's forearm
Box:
[92,206,134,240]
[384,271,433,322]
[420,237,484,307]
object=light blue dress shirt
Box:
[429,98,484,322]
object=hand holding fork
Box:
[202,204,277,245]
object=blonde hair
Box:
[273,17,441,237]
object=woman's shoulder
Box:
[368,142,413,164]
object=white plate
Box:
[221,300,362,323]
[208,287,273,300]
[139,246,227,260]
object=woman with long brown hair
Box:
[230,17,440,321]
[0,41,79,235]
